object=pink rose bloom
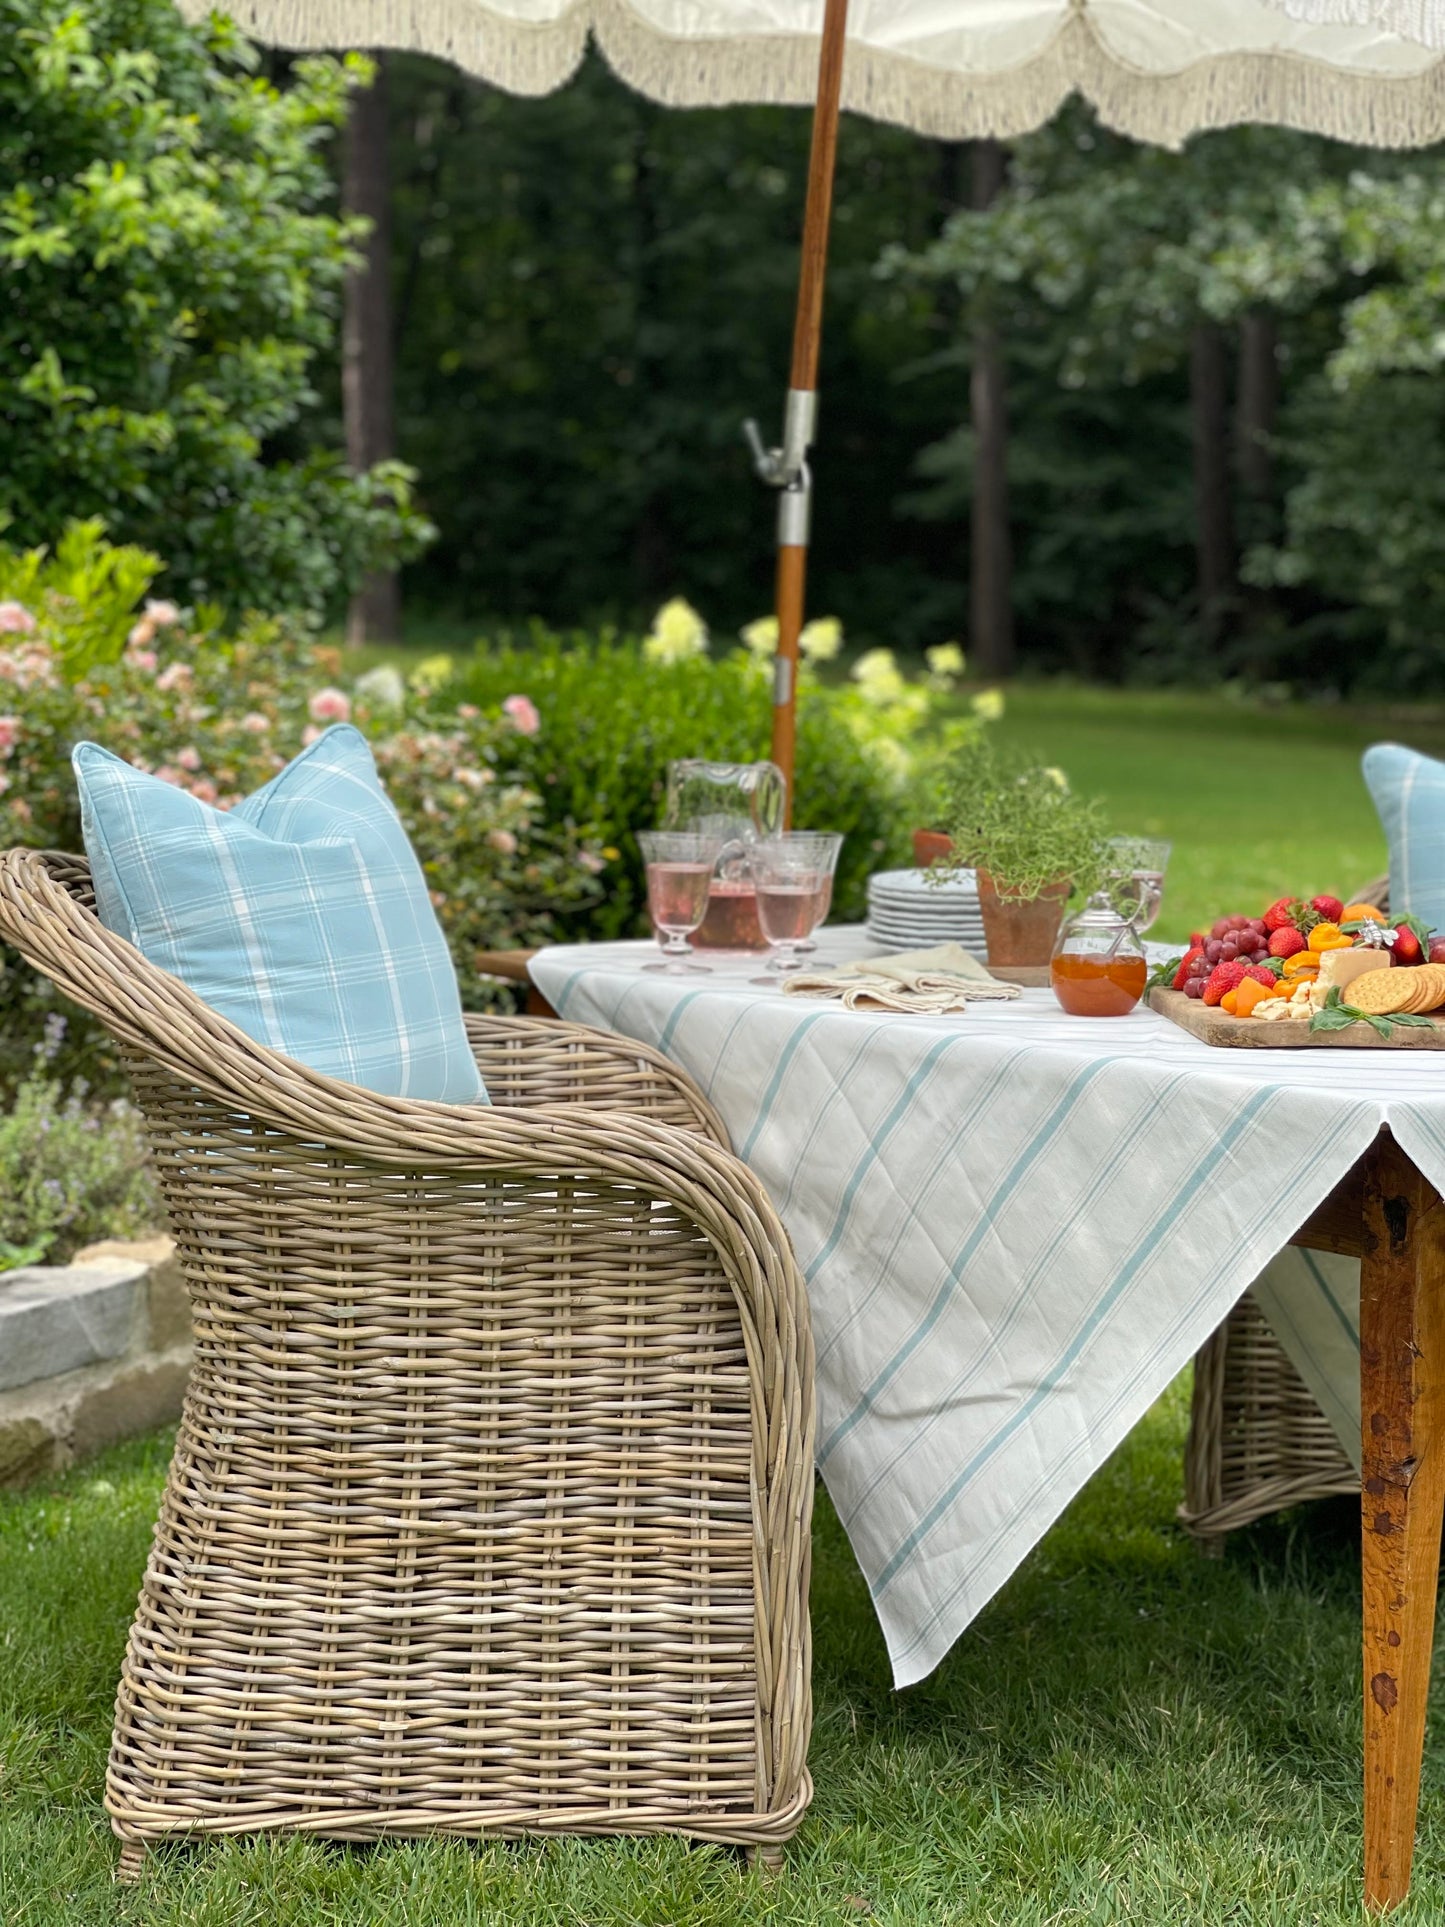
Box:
[188,779,219,806]
[0,716,18,757]
[127,617,157,651]
[155,662,191,694]
[127,648,158,674]
[300,724,322,747]
[176,746,202,772]
[457,703,479,722]
[487,828,518,857]
[240,711,270,734]
[154,765,182,787]
[0,602,36,634]
[144,599,181,627]
[501,694,540,736]
[308,687,352,724]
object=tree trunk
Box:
[1190,320,1234,633]
[1236,310,1278,503]
[343,54,400,647]
[969,139,1014,680]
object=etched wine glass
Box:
[749,834,834,981]
[1105,835,1172,935]
[793,831,844,956]
[638,831,722,973]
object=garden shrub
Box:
[0,1022,159,1271]
[454,603,995,939]
[0,0,430,618]
[0,596,604,1089]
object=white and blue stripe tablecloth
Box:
[531,928,1445,1688]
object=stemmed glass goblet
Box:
[638,830,722,973]
[793,831,844,956]
[749,833,836,982]
[1105,835,1172,935]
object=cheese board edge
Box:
[1148,985,1445,1050]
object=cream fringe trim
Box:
[179,0,1445,149]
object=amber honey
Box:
[1050,951,1148,1017]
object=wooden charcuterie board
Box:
[1149,986,1445,1049]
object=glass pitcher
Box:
[662,759,786,950]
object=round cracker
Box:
[1411,964,1445,1013]
[1345,968,1423,1015]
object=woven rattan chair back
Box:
[0,849,813,1868]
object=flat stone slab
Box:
[0,1260,147,1393]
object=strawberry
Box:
[1263,898,1298,932]
[1172,945,1204,991]
[1242,964,1275,988]
[1268,926,1307,959]
[1202,960,1250,1006]
[1312,895,1345,924]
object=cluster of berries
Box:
[1173,914,1273,1002]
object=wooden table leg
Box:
[1361,1131,1445,1912]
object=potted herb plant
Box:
[936,746,1111,967]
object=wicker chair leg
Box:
[748,1843,786,1876]
[114,1841,149,1884]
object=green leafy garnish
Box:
[1147,954,1186,992]
[1309,984,1439,1040]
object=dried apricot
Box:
[1342,903,1386,924]
[1233,977,1273,1017]
[1307,922,1351,952]
[1221,988,1239,1015]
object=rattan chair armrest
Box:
[463,1013,730,1146]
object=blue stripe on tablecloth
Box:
[844,1068,1193,1512]
[814,1040,1042,1372]
[657,990,705,1056]
[876,1081,1280,1603]
[818,1055,1112,1463]
[1301,1246,1360,1348]
[805,1031,979,1283]
[890,1105,1357,1668]
[549,968,587,1017]
[739,1012,828,1159]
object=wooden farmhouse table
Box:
[489,932,1445,1913]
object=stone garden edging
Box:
[0,1237,189,1485]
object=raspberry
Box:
[1172,945,1204,991]
[1312,895,1345,924]
[1202,960,1249,1006]
[1263,898,1298,932]
[1268,926,1307,959]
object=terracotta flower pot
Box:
[976,871,1070,969]
[911,828,955,868]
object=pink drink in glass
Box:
[756,877,821,945]
[693,877,767,950]
[647,860,713,933]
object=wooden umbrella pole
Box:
[765,0,850,820]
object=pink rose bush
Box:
[0,611,605,1016]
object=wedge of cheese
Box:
[1318,946,1392,993]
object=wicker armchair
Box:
[1178,877,1391,1546]
[0,849,814,1874]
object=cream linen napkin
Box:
[782,942,1020,1013]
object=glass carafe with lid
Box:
[662,759,786,950]
[1050,892,1148,1017]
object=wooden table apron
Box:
[1290,1129,1445,1914]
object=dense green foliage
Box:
[0,0,431,619]
[0,1387,1408,1923]
[452,628,938,936]
[0,1045,157,1271]
[371,64,1445,691]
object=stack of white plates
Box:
[865,868,986,956]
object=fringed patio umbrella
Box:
[184,0,1445,801]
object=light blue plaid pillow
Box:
[1363,742,1445,935]
[74,726,486,1105]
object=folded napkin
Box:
[782,943,1020,1014]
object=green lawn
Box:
[2,1392,1434,1926]
[10,681,1445,1923]
[990,683,1432,945]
